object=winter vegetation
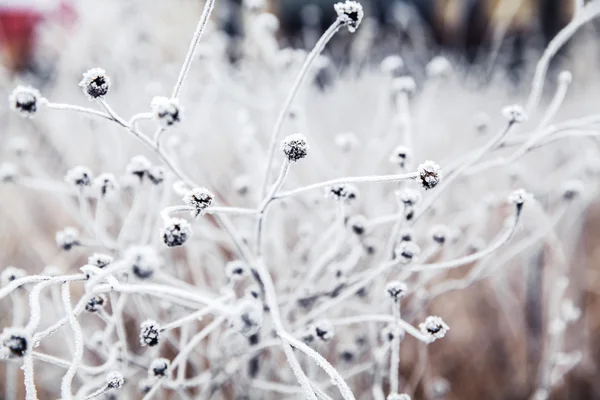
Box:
[1,0,600,399]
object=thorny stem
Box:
[260,19,343,197]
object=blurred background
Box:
[2,1,600,400]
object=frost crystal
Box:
[183,187,215,217]
[417,161,442,190]
[140,320,161,347]
[281,133,309,162]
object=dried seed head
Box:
[334,132,360,152]
[560,180,584,201]
[417,161,442,190]
[0,327,29,358]
[147,166,165,185]
[419,316,449,341]
[183,187,214,217]
[149,358,171,378]
[93,173,119,197]
[380,55,404,76]
[151,96,181,127]
[392,76,416,95]
[429,224,450,245]
[281,133,309,162]
[138,378,153,394]
[126,155,152,180]
[126,246,161,279]
[65,166,93,187]
[79,68,111,100]
[225,260,248,282]
[231,299,263,337]
[0,162,19,183]
[334,1,363,32]
[162,218,192,247]
[1,266,26,287]
[389,145,411,168]
[387,394,411,400]
[426,56,452,78]
[9,86,42,118]
[385,281,408,300]
[56,227,80,250]
[346,214,368,235]
[362,238,379,256]
[311,319,335,342]
[394,241,421,264]
[105,371,125,389]
[140,320,161,347]
[88,253,114,268]
[502,104,527,124]
[85,295,106,312]
[326,184,359,203]
[397,188,421,206]
[380,324,404,342]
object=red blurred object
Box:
[0,1,76,71]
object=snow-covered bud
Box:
[380,55,404,76]
[147,166,165,185]
[507,188,533,213]
[225,260,248,282]
[502,104,527,124]
[0,328,29,358]
[561,299,581,323]
[387,394,411,400]
[392,76,416,95]
[558,70,572,85]
[311,319,335,342]
[389,145,411,168]
[385,281,408,300]
[162,218,192,247]
[138,379,153,394]
[1,266,26,287]
[93,173,119,197]
[79,68,111,100]
[394,241,421,264]
[398,228,414,242]
[56,227,80,250]
[473,112,490,134]
[126,246,161,279]
[105,371,125,389]
[149,358,171,378]
[417,161,442,190]
[362,238,379,256]
[560,180,584,201]
[397,188,421,206]
[334,1,363,32]
[429,224,450,245]
[426,56,452,78]
[326,184,359,203]
[88,253,113,268]
[233,175,250,196]
[183,187,214,217]
[281,133,309,162]
[9,86,41,118]
[346,214,368,235]
[85,295,106,312]
[419,316,449,341]
[243,0,266,12]
[431,377,451,398]
[230,299,263,337]
[0,162,19,182]
[140,320,161,347]
[151,96,181,127]
[334,132,360,152]
[126,155,152,180]
[65,166,93,187]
